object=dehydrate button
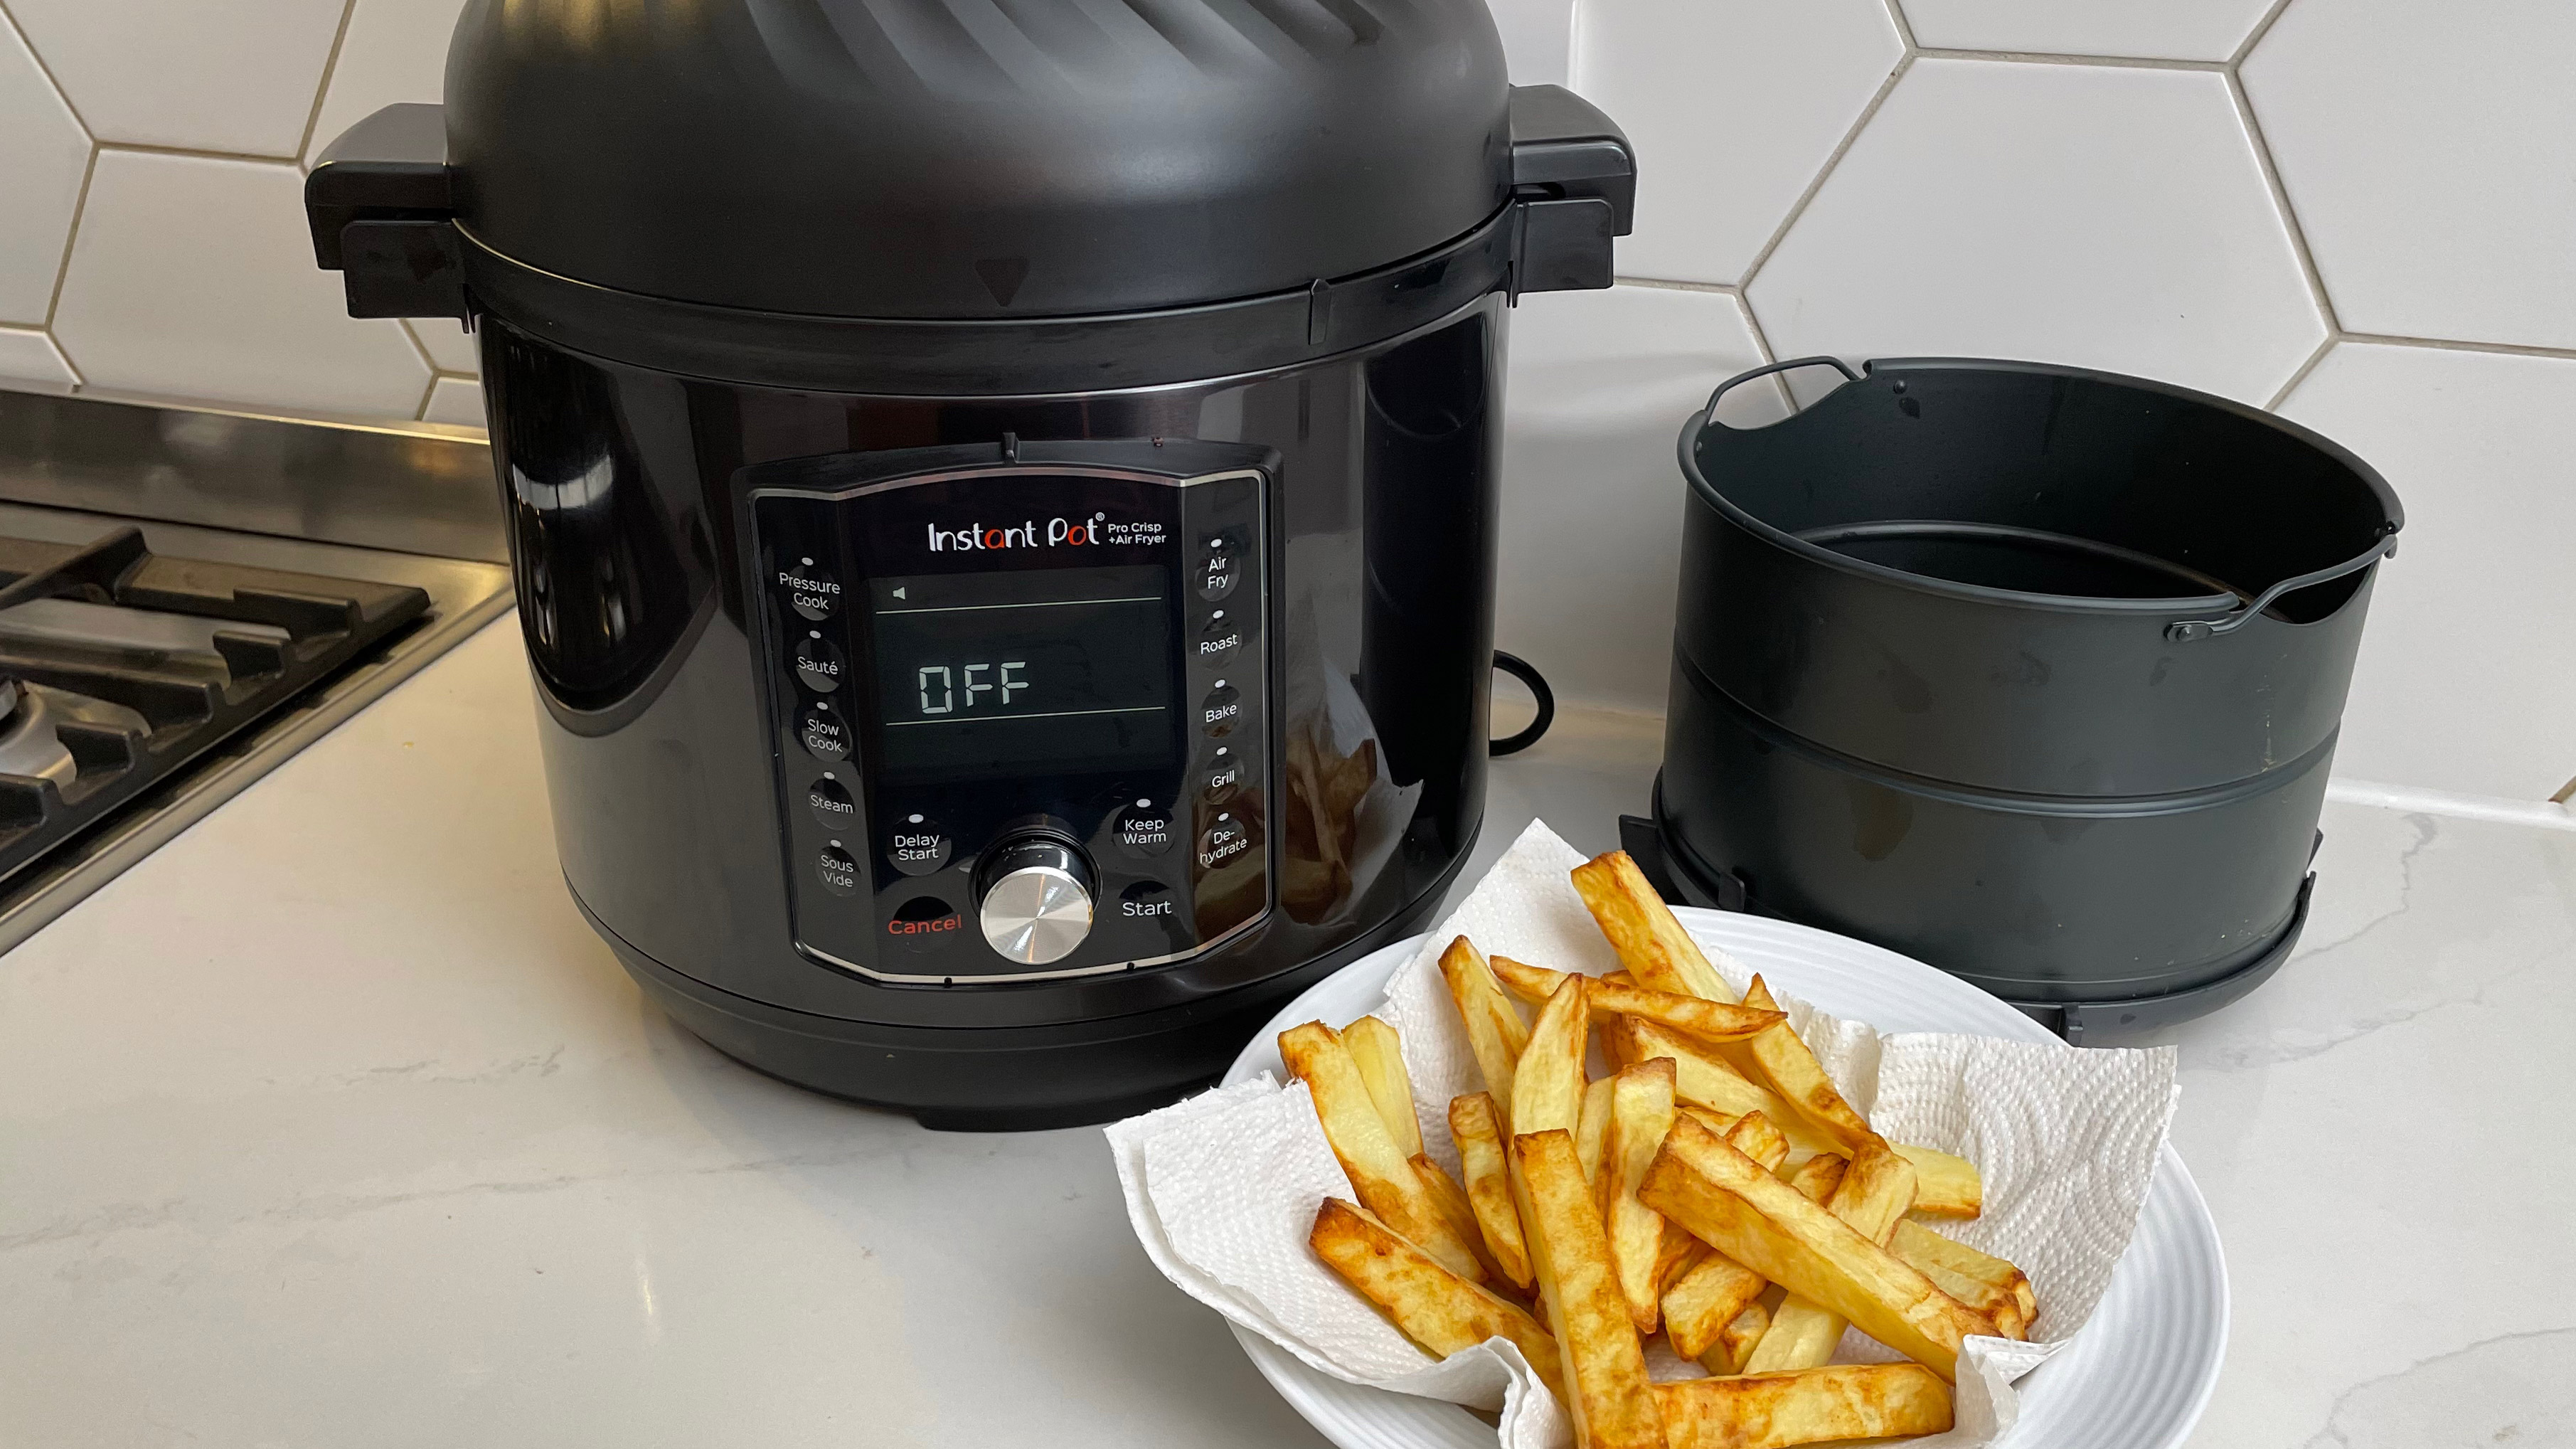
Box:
[1197,812,1252,870]
[793,632,846,693]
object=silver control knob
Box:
[976,835,1096,966]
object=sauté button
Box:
[1201,748,1245,802]
[1113,800,1176,858]
[792,632,846,692]
[816,843,862,897]
[1195,610,1243,666]
[805,774,857,829]
[1198,680,1242,736]
[778,558,841,622]
[1198,812,1252,869]
[1117,879,1178,922]
[799,704,851,761]
[887,814,952,876]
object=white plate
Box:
[1220,908,2227,1449]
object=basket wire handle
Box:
[2164,526,2400,642]
[1703,356,1862,421]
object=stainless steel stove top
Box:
[0,390,512,952]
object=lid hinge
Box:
[1506,85,1635,297]
[302,103,469,319]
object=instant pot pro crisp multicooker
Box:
[305,0,1632,1127]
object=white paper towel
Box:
[1108,820,2180,1448]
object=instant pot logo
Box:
[925,513,1166,551]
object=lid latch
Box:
[1506,85,1636,297]
[303,103,467,320]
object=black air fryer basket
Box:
[1643,357,2402,1041]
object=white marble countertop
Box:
[4,619,2570,1446]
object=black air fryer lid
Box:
[436,0,1527,319]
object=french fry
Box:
[1571,850,1738,1002]
[1601,1058,1678,1333]
[1713,1301,1771,1374]
[1661,1113,1803,1364]
[1490,957,1784,1043]
[1718,1108,1791,1173]
[1577,1076,1617,1188]
[1627,1019,1838,1155]
[1744,1137,1920,1373]
[1735,975,1875,1152]
[1890,1220,2036,1339]
[1638,1115,1995,1381]
[1511,975,1590,1139]
[1413,1152,1510,1289]
[1309,1198,1565,1406]
[1450,1093,1535,1292]
[1280,1021,1488,1283]
[1892,1144,1983,1220]
[1513,1130,1664,1449]
[1600,1012,1640,1073]
[1652,1363,1954,1448]
[1439,937,1530,1128]
[1343,1015,1424,1158]
[1782,1152,1849,1204]
[1654,1221,1705,1296]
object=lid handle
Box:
[304,103,467,319]
[1508,85,1634,295]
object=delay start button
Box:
[887,814,952,876]
[1198,812,1252,870]
[1113,800,1176,858]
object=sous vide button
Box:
[816,843,861,898]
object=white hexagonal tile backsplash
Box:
[1899,0,2279,62]
[2245,0,2576,351]
[305,0,470,168]
[0,11,90,327]
[1749,58,2324,405]
[7,0,348,158]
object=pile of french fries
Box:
[1288,850,2039,1449]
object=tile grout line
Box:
[2230,0,2301,68]
[95,140,304,166]
[2263,334,2335,410]
[6,0,97,384]
[2226,70,2341,340]
[1912,47,2228,73]
[296,0,362,166]
[1612,277,1740,295]
[2341,331,2576,363]
[1880,0,1918,51]
[0,0,94,136]
[39,145,97,341]
[396,320,442,381]
[1737,50,1916,299]
[411,369,440,424]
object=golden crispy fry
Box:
[1626,1019,1838,1156]
[1719,1109,1792,1174]
[1782,1152,1849,1204]
[1654,1221,1705,1296]
[1714,1301,1772,1374]
[1439,937,1531,1130]
[1891,1144,1983,1220]
[1659,1112,1803,1361]
[1281,1021,1487,1283]
[1449,1093,1535,1293]
[1744,1137,1921,1373]
[1513,1130,1664,1449]
[1602,1058,1678,1334]
[1343,1015,1424,1159]
[1577,1075,1617,1189]
[1599,1012,1641,1073]
[1652,1363,1954,1448]
[1511,974,1590,1139]
[1638,1115,1995,1381]
[1309,1197,1565,1406]
[1678,1103,1739,1139]
[1890,1220,2036,1339]
[1413,1152,1511,1289]
[1490,957,1785,1043]
[1570,851,1739,1001]
[1735,975,1875,1152]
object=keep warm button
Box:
[1114,800,1175,858]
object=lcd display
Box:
[868,564,1176,777]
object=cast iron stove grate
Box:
[0,526,430,883]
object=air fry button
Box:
[792,632,845,692]
[888,814,952,876]
[1196,533,1241,601]
[1198,812,1251,869]
[1198,680,1242,736]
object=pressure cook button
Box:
[887,814,952,876]
[1196,610,1244,666]
[799,704,851,761]
[1113,800,1176,858]
[1198,680,1242,736]
[1198,812,1252,870]
[805,775,857,829]
[778,559,840,621]
[816,844,862,898]
[792,632,846,692]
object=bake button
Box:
[885,895,964,944]
[1197,680,1242,736]
[1201,747,1245,802]
[805,774,858,829]
[799,704,851,761]
[778,558,841,622]
[1197,812,1252,869]
[1117,879,1178,922]
[887,814,952,876]
[1113,800,1176,858]
[816,843,862,898]
[792,632,846,693]
[1195,610,1244,667]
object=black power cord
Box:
[1489,651,1555,757]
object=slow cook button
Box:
[799,703,851,761]
[1198,680,1242,736]
[778,558,841,622]
[1197,812,1252,870]
[887,814,952,876]
[792,632,846,693]
[1196,610,1243,666]
[1114,800,1175,858]
[805,774,857,829]
[815,843,862,898]
[1117,879,1176,921]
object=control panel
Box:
[744,440,1272,984]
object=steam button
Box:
[799,704,851,761]
[792,633,846,693]
[816,843,861,898]
[1198,680,1242,736]
[805,775,857,829]
[888,814,952,876]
